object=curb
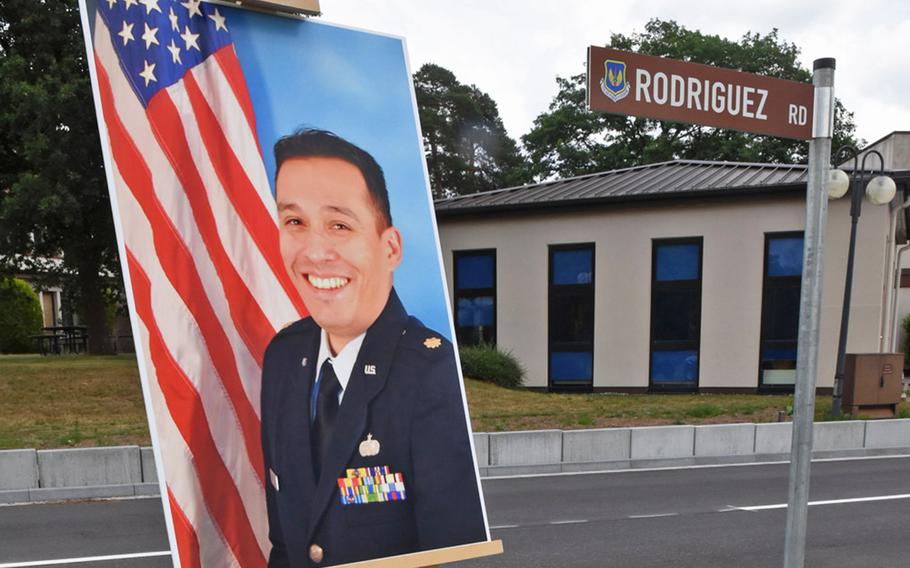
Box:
[2,419,909,504]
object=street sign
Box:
[587,46,815,140]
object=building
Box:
[3,256,65,329]
[435,132,910,393]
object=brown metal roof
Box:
[434,160,809,216]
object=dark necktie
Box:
[311,360,341,480]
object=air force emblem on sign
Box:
[601,59,630,102]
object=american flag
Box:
[85,0,305,565]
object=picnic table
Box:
[32,326,88,355]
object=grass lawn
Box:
[0,354,150,450]
[1,354,907,449]
[463,378,910,432]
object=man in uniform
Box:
[261,129,486,567]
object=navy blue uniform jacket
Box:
[261,290,487,566]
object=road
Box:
[1,456,908,567]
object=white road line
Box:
[482,454,910,480]
[719,505,752,512]
[0,551,172,567]
[731,493,910,512]
[490,524,520,530]
[550,519,587,525]
[627,512,679,519]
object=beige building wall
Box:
[439,193,893,390]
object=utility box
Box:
[843,353,904,417]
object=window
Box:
[650,239,702,391]
[549,244,595,390]
[453,250,496,346]
[759,233,803,389]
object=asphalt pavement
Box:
[466,456,910,567]
[1,456,908,567]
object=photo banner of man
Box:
[77,1,491,566]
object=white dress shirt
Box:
[315,329,367,405]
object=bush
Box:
[0,277,43,353]
[458,343,524,388]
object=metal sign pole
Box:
[782,57,836,568]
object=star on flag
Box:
[139,59,156,86]
[180,25,200,51]
[168,6,179,31]
[180,0,203,18]
[117,20,134,45]
[139,0,161,15]
[141,22,159,49]
[166,39,182,64]
[208,8,228,32]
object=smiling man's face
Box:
[276,156,402,353]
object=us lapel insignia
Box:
[423,337,442,349]
[364,364,376,375]
[359,433,380,457]
[269,469,280,492]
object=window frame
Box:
[649,237,703,393]
[547,242,595,392]
[758,231,804,392]
[453,249,497,346]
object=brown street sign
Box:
[587,46,815,140]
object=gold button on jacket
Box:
[309,544,324,564]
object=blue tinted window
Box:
[650,350,698,383]
[768,237,803,277]
[456,296,494,327]
[553,249,593,285]
[761,347,798,362]
[656,243,700,281]
[550,351,593,382]
[456,254,494,290]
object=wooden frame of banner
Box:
[331,540,504,568]
[228,0,321,17]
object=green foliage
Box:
[0,0,118,353]
[414,63,530,198]
[0,277,43,353]
[522,19,861,181]
[459,343,525,389]
[686,403,723,418]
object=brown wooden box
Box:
[843,353,904,417]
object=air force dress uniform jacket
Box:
[261,290,486,566]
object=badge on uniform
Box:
[337,466,406,505]
[359,433,380,457]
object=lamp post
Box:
[826,147,897,417]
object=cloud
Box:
[324,0,910,145]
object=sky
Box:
[319,0,910,148]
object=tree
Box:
[414,63,529,198]
[0,0,119,353]
[523,19,860,181]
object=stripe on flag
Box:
[94,40,265,412]
[116,164,267,539]
[167,487,203,568]
[89,1,303,565]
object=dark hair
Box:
[273,128,392,228]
